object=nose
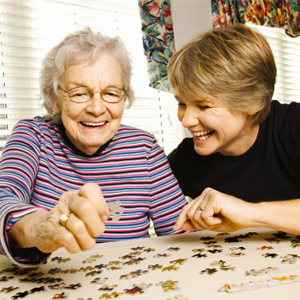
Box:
[179,106,199,129]
[86,93,106,115]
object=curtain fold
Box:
[212,0,300,38]
[138,0,299,92]
[138,0,174,92]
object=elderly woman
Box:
[0,28,186,266]
[167,24,300,235]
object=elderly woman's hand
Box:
[173,187,257,233]
[8,183,109,254]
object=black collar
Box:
[59,123,111,157]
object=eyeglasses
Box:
[58,86,126,103]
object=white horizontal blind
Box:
[246,23,300,104]
[0,0,182,155]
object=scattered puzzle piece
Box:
[200,268,218,275]
[162,265,180,272]
[99,284,117,291]
[153,253,171,258]
[90,277,108,284]
[262,253,278,258]
[257,246,273,250]
[52,292,69,299]
[0,286,19,293]
[192,253,207,258]
[156,280,180,292]
[245,267,281,276]
[168,247,180,252]
[99,291,123,298]
[219,275,300,293]
[148,264,163,270]
[170,258,187,265]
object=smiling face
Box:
[52,53,125,155]
[175,90,259,156]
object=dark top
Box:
[168,100,300,202]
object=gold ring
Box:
[60,212,72,227]
[197,206,204,211]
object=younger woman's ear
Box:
[247,110,258,116]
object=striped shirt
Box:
[0,117,187,266]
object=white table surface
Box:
[0,228,299,299]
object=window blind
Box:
[0,0,182,155]
[247,23,300,104]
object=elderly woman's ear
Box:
[52,100,61,114]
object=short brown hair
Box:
[167,24,276,124]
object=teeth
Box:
[82,122,106,127]
[193,130,211,137]
[193,130,214,140]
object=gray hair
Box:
[40,27,134,124]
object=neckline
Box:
[59,123,111,157]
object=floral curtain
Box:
[138,0,300,92]
[138,0,174,92]
[212,0,300,38]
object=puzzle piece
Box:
[107,200,124,221]
[203,241,217,245]
[48,268,62,275]
[200,268,218,275]
[206,244,222,248]
[170,258,187,265]
[148,264,163,270]
[262,253,278,258]
[0,286,19,293]
[273,231,291,239]
[11,291,30,299]
[52,292,69,299]
[192,248,206,253]
[192,253,207,258]
[245,267,281,276]
[257,246,273,250]
[281,254,300,264]
[99,284,117,291]
[200,236,214,240]
[0,276,14,281]
[219,275,300,292]
[120,269,148,280]
[210,260,226,266]
[156,280,180,292]
[168,247,180,251]
[207,249,222,254]
[131,246,145,251]
[227,252,245,257]
[162,265,180,272]
[30,286,46,293]
[90,277,108,284]
[143,248,155,252]
[65,283,82,289]
[99,292,123,298]
[153,253,171,258]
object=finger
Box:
[181,220,205,231]
[69,196,106,238]
[64,213,97,251]
[78,183,109,219]
[173,203,194,231]
[58,227,81,254]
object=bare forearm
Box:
[251,199,300,234]
[7,210,45,249]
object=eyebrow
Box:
[175,95,206,104]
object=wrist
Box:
[8,210,46,248]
